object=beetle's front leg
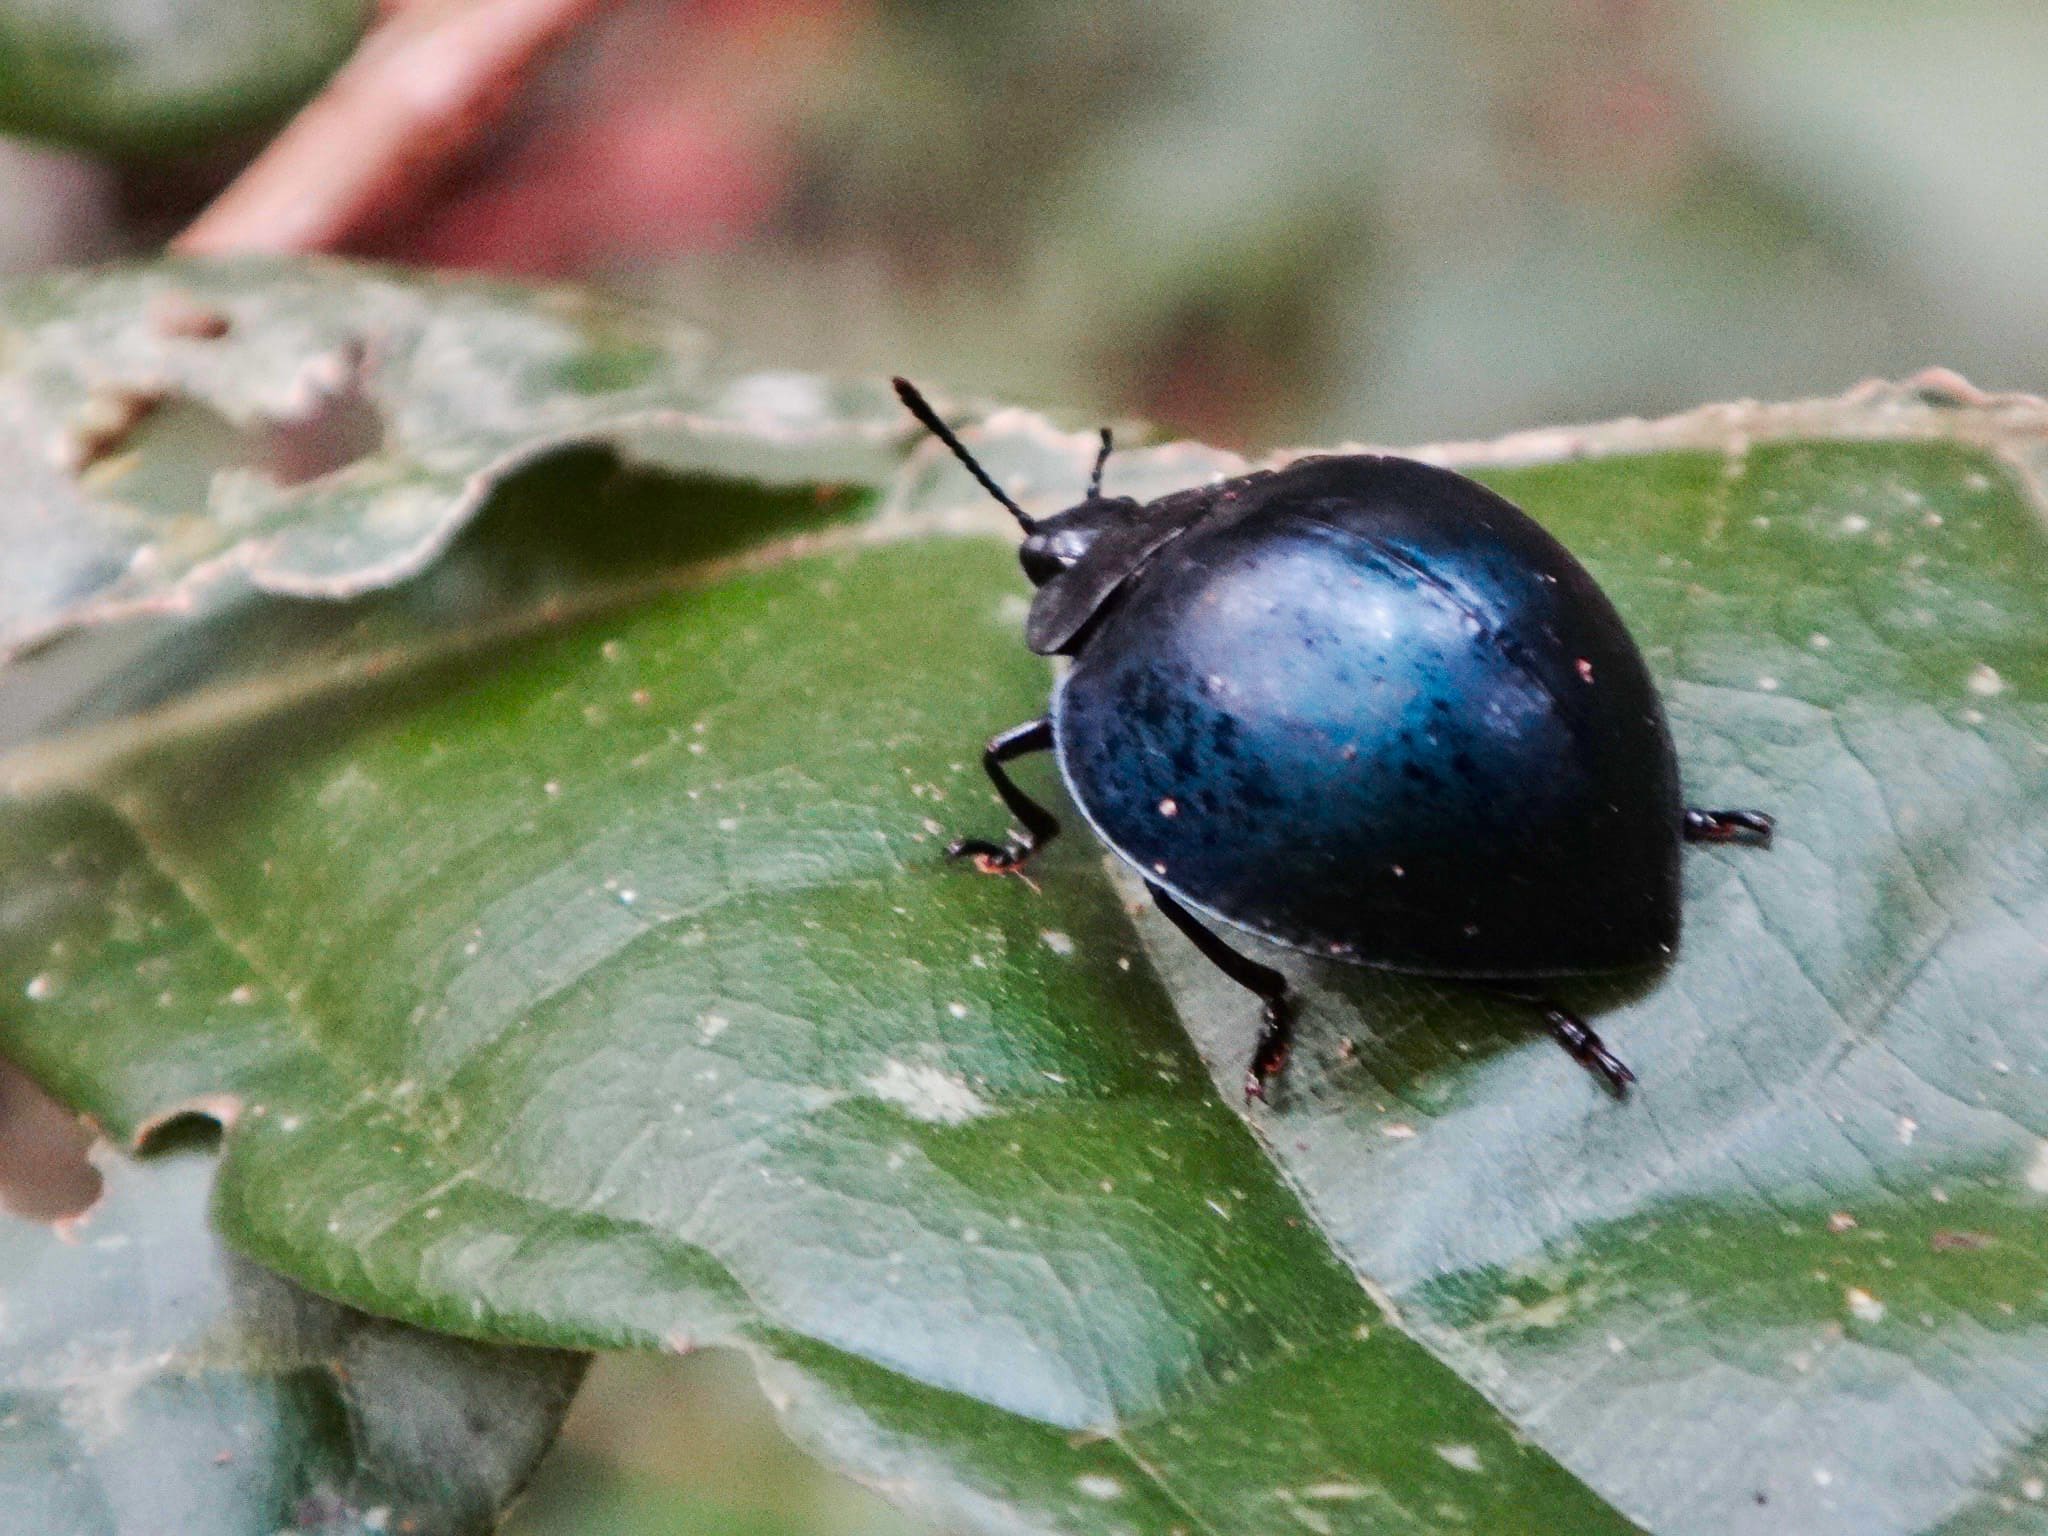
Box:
[949,717,1060,874]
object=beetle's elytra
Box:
[894,379,1773,1101]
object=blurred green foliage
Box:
[628,0,2048,449]
[506,1355,927,1536]
[0,0,367,155]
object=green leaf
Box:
[0,1109,582,1533]
[1,265,2043,1534]
[0,259,907,677]
[0,0,370,155]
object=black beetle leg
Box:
[1146,880,1294,1102]
[948,717,1060,874]
[1491,988,1634,1095]
[1684,807,1775,846]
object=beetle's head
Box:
[1018,497,1141,585]
[893,376,1130,589]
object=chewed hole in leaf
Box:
[134,1101,233,1157]
[66,340,385,514]
[260,340,385,485]
[0,1054,101,1222]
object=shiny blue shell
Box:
[1051,455,1683,976]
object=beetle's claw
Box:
[1244,998,1292,1104]
[1243,1046,1286,1103]
[947,837,1027,875]
[1589,1047,1635,1096]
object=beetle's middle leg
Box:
[949,717,1060,874]
[1146,881,1294,1102]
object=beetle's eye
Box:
[1019,536,1064,586]
[1018,512,1110,585]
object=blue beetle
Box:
[894,379,1772,1101]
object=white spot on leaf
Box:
[1435,1443,1482,1473]
[864,1060,990,1125]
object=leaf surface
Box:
[3,266,2045,1534]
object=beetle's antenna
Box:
[1087,427,1113,499]
[892,377,1036,532]
[892,378,1040,536]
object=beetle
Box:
[893,378,1773,1101]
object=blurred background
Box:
[7,0,2048,451]
[2,0,2044,1529]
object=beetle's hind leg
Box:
[949,717,1061,874]
[1146,881,1294,1102]
[1489,987,1634,1095]
[1684,807,1774,845]
[1540,1002,1636,1095]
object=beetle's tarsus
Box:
[947,838,1031,875]
[1245,996,1293,1104]
[1541,1004,1634,1096]
[949,718,1060,875]
[1684,807,1775,846]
